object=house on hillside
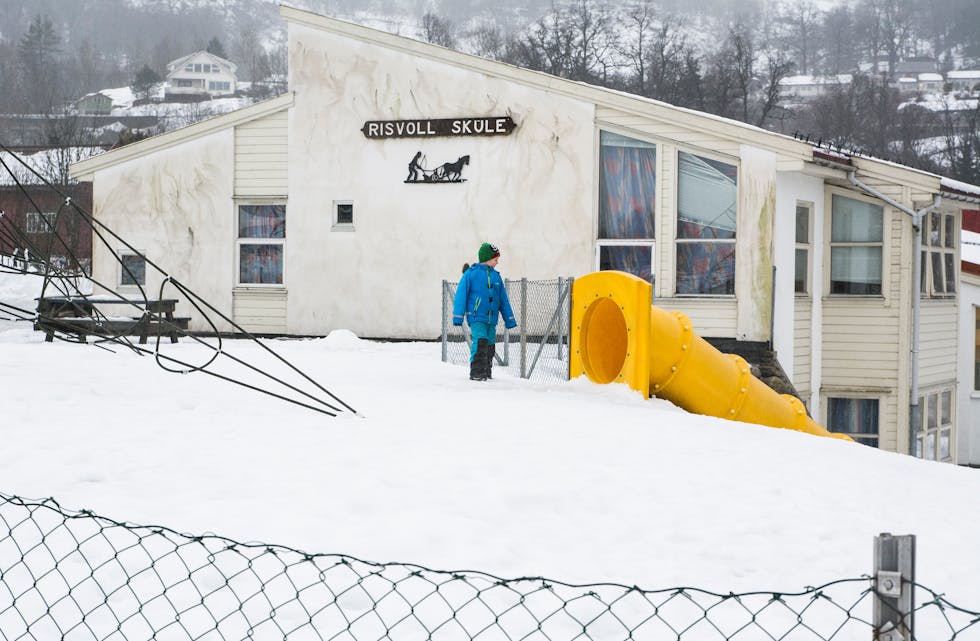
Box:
[0,182,93,272]
[778,75,852,100]
[71,5,980,462]
[165,51,237,99]
[948,70,980,94]
[959,209,980,467]
[917,73,944,93]
[75,92,113,116]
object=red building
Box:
[0,182,93,272]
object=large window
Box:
[830,194,883,295]
[597,131,656,285]
[795,203,812,294]
[237,204,285,285]
[25,212,56,234]
[921,211,956,297]
[676,151,737,295]
[827,397,879,447]
[915,389,953,462]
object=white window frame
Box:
[975,306,980,392]
[921,210,957,298]
[119,251,146,288]
[825,394,881,448]
[674,148,738,297]
[235,201,286,288]
[826,190,886,297]
[332,200,355,232]
[795,202,813,296]
[25,212,57,234]
[915,387,954,462]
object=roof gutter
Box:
[847,170,941,455]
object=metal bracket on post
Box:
[873,533,915,641]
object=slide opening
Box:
[580,297,628,384]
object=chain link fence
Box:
[2,492,979,640]
[441,277,573,384]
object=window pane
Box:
[677,152,736,240]
[931,251,944,293]
[927,393,937,428]
[944,253,956,293]
[795,205,809,243]
[830,246,882,294]
[831,195,883,242]
[676,242,735,295]
[795,248,808,293]
[828,397,879,448]
[944,214,955,248]
[238,205,285,239]
[599,245,653,284]
[926,431,936,460]
[337,204,353,225]
[239,245,283,284]
[929,212,941,246]
[598,131,656,240]
[940,429,950,460]
[121,254,146,286]
[941,390,951,424]
[920,250,927,294]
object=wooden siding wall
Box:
[234,110,288,196]
[232,289,288,334]
[918,301,958,385]
[665,299,739,338]
[793,298,812,405]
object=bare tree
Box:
[419,12,457,49]
[466,20,505,60]
[756,48,795,127]
[778,0,822,75]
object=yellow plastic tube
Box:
[569,271,852,441]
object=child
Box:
[452,242,518,381]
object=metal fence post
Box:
[873,533,915,641]
[520,278,528,379]
[441,280,448,363]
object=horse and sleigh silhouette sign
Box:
[359,116,517,184]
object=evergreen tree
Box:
[133,64,162,102]
[17,14,62,113]
[206,36,227,59]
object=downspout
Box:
[847,170,941,454]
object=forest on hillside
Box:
[0,0,978,183]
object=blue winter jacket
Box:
[452,263,518,328]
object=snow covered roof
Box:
[947,70,980,79]
[918,73,943,82]
[779,74,852,86]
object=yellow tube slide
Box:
[569,271,852,441]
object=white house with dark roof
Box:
[71,5,980,462]
[165,51,238,98]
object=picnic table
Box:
[35,296,190,344]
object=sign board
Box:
[361,116,516,139]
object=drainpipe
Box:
[847,170,941,454]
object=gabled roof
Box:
[166,50,237,74]
[69,92,293,180]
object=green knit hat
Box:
[478,242,500,263]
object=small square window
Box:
[121,253,146,286]
[332,201,354,231]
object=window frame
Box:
[674,148,738,297]
[25,212,57,234]
[795,202,813,296]
[332,200,355,232]
[595,128,658,286]
[825,395,881,448]
[118,251,147,288]
[914,387,954,462]
[975,306,980,392]
[826,190,886,297]
[235,201,286,288]
[920,210,957,298]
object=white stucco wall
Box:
[92,130,237,332]
[736,146,777,342]
[285,24,596,338]
[773,172,826,417]
[958,276,980,466]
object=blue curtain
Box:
[598,134,656,240]
[239,205,285,239]
[239,245,283,285]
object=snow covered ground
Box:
[1,268,979,638]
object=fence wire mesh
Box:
[2,493,979,641]
[441,278,572,384]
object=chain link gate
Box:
[441,277,573,384]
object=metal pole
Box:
[441,280,448,363]
[520,277,527,379]
[503,278,510,366]
[873,533,915,641]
